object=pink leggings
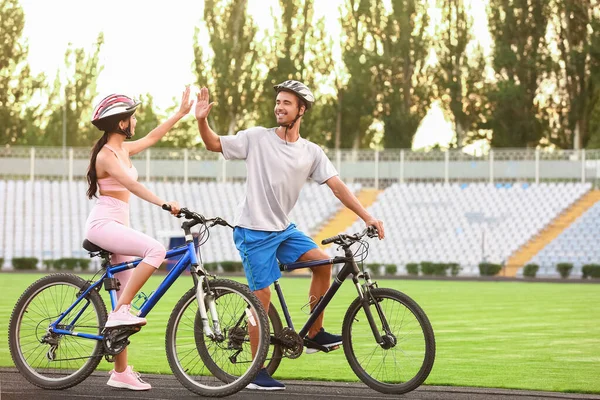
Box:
[85,196,166,298]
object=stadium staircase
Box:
[313,189,382,249]
[504,189,600,276]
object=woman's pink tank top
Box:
[97,144,138,192]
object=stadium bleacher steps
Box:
[313,189,382,249]
[504,189,600,276]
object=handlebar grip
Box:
[162,204,171,211]
[322,235,340,245]
[367,226,378,237]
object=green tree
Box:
[0,0,45,145]
[381,1,432,149]
[486,0,552,148]
[432,0,487,148]
[153,95,200,148]
[133,93,161,139]
[345,0,432,149]
[254,0,335,146]
[337,0,380,149]
[583,5,600,148]
[549,0,600,149]
[193,0,261,137]
[43,34,104,147]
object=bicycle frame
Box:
[49,241,204,341]
[277,249,385,344]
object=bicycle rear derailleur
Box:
[102,326,142,362]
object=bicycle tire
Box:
[342,288,435,394]
[8,273,107,389]
[264,302,283,376]
[165,279,269,397]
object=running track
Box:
[1,369,599,400]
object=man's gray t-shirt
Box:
[220,127,338,232]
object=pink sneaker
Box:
[107,365,151,391]
[105,305,147,328]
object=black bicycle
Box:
[262,227,435,394]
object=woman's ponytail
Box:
[86,132,109,199]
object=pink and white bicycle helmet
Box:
[91,94,141,128]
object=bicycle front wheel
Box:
[165,279,269,397]
[8,273,107,389]
[342,288,435,394]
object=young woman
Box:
[85,88,192,390]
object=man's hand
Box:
[195,87,214,120]
[364,218,385,239]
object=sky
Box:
[20,0,489,150]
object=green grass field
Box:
[1,273,599,393]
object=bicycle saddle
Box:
[82,239,110,254]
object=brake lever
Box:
[366,226,378,238]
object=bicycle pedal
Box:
[303,338,329,353]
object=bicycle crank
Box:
[276,327,303,359]
[102,326,142,356]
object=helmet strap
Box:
[116,120,132,139]
[278,106,304,145]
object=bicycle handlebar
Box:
[321,226,378,246]
[162,205,234,229]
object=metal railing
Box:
[1,146,599,188]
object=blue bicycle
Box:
[8,207,270,397]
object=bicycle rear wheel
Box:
[342,288,435,394]
[264,302,283,376]
[165,279,269,397]
[8,273,107,389]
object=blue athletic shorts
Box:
[233,223,318,291]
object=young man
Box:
[195,80,384,390]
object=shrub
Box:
[433,263,449,276]
[448,263,461,276]
[383,264,398,275]
[556,263,573,279]
[406,263,419,275]
[220,261,243,273]
[523,264,539,278]
[0,258,3,269]
[12,257,39,270]
[582,264,600,279]
[366,263,382,275]
[479,262,502,276]
[51,258,91,271]
[43,259,57,270]
[420,262,435,276]
[202,262,219,273]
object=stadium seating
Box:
[1,179,596,276]
[326,182,592,276]
[0,180,359,269]
[525,200,600,277]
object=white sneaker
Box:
[105,305,147,328]
[107,365,151,391]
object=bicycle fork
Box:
[194,275,224,340]
[354,272,396,349]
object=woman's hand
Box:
[164,201,181,216]
[195,87,214,120]
[177,86,193,118]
